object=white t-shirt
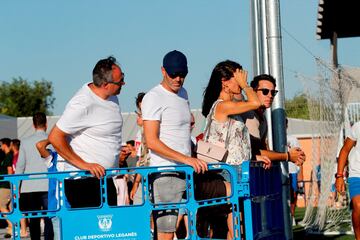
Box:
[135,129,142,157]
[56,83,123,171]
[348,122,360,177]
[287,134,300,174]
[142,84,191,167]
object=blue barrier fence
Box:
[0,161,286,240]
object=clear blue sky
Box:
[1,1,359,116]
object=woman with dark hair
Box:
[202,60,270,166]
[198,60,271,239]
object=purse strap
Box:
[203,100,232,148]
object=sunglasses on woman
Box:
[256,88,278,97]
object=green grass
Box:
[293,208,354,240]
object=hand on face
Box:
[120,146,130,156]
[233,69,248,89]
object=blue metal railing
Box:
[0,161,285,240]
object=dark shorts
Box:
[194,171,230,216]
[64,177,117,208]
[194,171,230,238]
[195,171,227,200]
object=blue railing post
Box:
[0,161,286,239]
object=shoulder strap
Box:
[203,100,221,141]
[203,100,232,148]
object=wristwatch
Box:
[334,173,344,179]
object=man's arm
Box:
[335,137,355,193]
[143,120,208,173]
[36,139,51,158]
[36,139,54,167]
[48,125,106,178]
[260,147,305,166]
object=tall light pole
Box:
[250,0,292,238]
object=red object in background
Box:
[196,133,204,142]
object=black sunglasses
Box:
[107,73,125,86]
[168,72,187,79]
[256,88,278,97]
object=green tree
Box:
[285,93,310,119]
[0,77,55,117]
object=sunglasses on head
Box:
[256,88,278,97]
[168,72,187,79]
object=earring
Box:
[223,85,230,94]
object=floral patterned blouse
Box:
[205,100,252,165]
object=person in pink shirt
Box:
[10,139,20,171]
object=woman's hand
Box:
[233,68,248,89]
[256,155,272,169]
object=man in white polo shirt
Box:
[142,50,208,240]
[49,56,124,208]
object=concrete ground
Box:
[0,227,31,239]
[0,219,32,239]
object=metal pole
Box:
[250,0,262,75]
[252,0,275,151]
[260,0,274,150]
[266,0,292,239]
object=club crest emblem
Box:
[97,214,113,232]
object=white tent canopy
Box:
[0,110,207,143]
[0,114,17,139]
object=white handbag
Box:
[196,140,228,163]
[196,101,231,163]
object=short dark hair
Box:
[33,112,47,128]
[0,138,11,147]
[126,140,135,147]
[135,92,146,110]
[11,139,20,150]
[93,56,118,87]
[250,74,277,89]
